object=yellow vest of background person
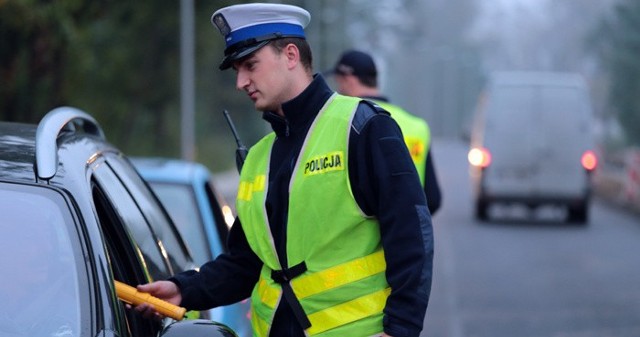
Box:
[236,94,390,337]
[373,100,430,186]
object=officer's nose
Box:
[236,70,250,91]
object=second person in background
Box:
[329,50,442,215]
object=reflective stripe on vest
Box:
[253,251,389,335]
[237,94,389,336]
[373,100,430,186]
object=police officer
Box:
[329,50,442,215]
[135,4,433,337]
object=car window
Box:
[148,182,212,265]
[107,156,195,272]
[92,182,162,336]
[0,184,81,337]
[92,161,173,280]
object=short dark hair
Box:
[357,74,377,88]
[270,38,313,72]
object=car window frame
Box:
[91,157,173,281]
[107,155,196,272]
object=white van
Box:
[468,71,597,223]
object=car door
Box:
[90,163,167,336]
[537,84,590,196]
[484,84,536,196]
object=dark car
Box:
[0,107,236,337]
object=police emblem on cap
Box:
[212,13,230,37]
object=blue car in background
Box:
[132,157,251,337]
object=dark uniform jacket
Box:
[363,95,442,215]
[172,75,433,337]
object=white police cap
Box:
[211,3,311,70]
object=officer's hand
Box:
[381,334,393,337]
[133,281,182,319]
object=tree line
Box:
[0,0,263,171]
[2,0,639,174]
[592,0,640,147]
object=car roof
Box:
[131,157,212,185]
[0,109,119,194]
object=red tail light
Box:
[581,150,597,171]
[468,147,492,168]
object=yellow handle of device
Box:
[115,280,186,321]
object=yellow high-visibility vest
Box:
[373,100,430,186]
[237,94,389,337]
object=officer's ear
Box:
[283,43,300,70]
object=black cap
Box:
[328,50,377,80]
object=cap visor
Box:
[219,41,270,70]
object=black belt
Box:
[271,261,311,329]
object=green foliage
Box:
[594,0,640,146]
[72,2,183,157]
[0,0,265,172]
[0,0,99,122]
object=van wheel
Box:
[567,203,588,224]
[475,199,489,221]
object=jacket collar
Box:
[262,74,334,138]
[362,95,388,103]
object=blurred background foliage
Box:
[592,0,640,148]
[1,0,260,171]
[1,0,639,172]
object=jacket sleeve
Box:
[170,216,262,310]
[348,103,434,337]
[424,149,442,215]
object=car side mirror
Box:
[160,319,238,337]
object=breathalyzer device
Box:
[115,280,186,321]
